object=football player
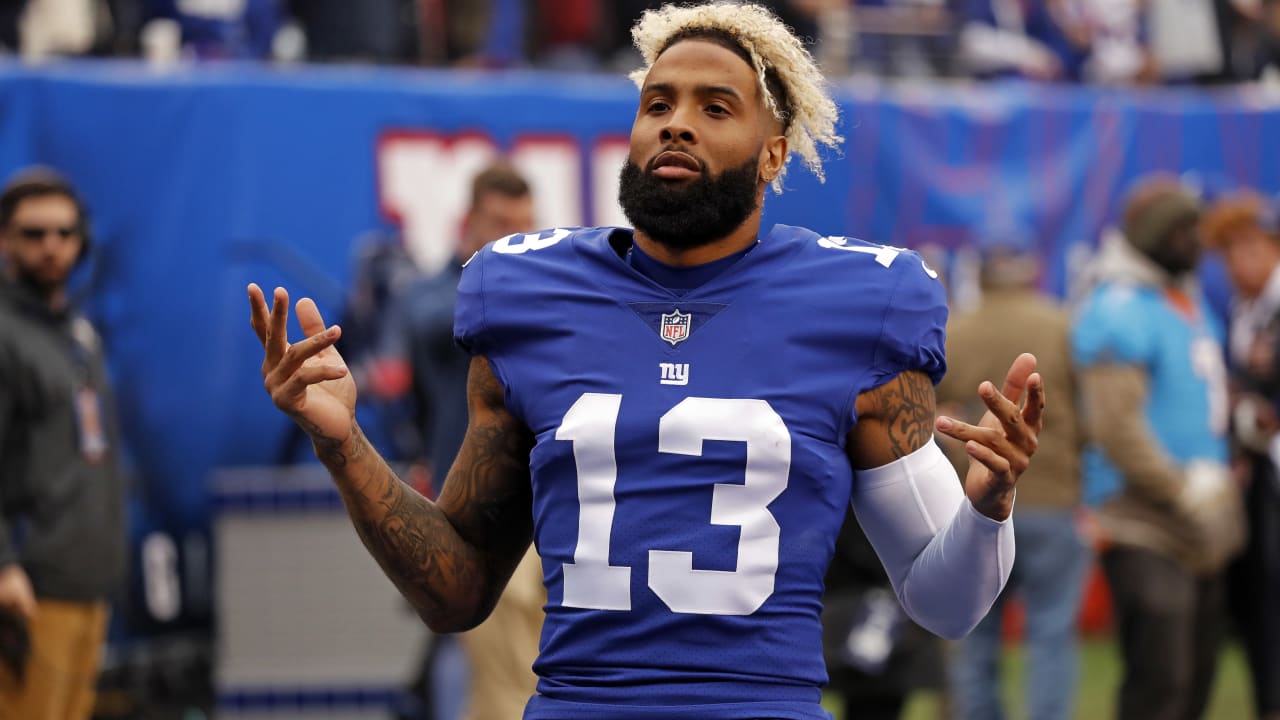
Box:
[249,4,1043,718]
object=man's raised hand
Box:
[934,353,1044,521]
[248,284,356,447]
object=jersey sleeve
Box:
[866,254,949,389]
[1071,285,1155,368]
[453,249,491,357]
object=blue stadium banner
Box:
[0,61,1278,589]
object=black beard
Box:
[11,262,67,300]
[617,154,759,251]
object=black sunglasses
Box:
[14,225,78,241]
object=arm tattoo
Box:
[322,357,535,632]
[438,357,535,548]
[870,371,936,459]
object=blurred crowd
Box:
[3,0,1280,84]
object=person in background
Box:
[0,167,126,720]
[398,161,542,720]
[1073,175,1245,720]
[939,234,1086,720]
[956,0,1094,81]
[1200,190,1280,720]
[402,162,536,496]
[141,0,279,59]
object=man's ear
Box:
[759,134,787,185]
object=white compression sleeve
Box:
[851,440,1015,639]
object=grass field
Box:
[825,638,1253,720]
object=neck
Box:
[633,213,763,267]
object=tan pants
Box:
[0,598,109,720]
[460,549,544,720]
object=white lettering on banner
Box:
[511,138,583,237]
[377,132,627,275]
[592,138,631,228]
[379,133,498,274]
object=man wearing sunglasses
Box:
[0,167,125,720]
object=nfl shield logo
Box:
[660,309,692,345]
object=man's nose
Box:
[660,107,696,145]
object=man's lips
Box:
[651,150,701,180]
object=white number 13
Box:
[556,394,791,615]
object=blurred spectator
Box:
[0,0,21,52]
[286,0,412,64]
[938,236,1087,720]
[335,231,421,462]
[418,0,523,68]
[1200,190,1280,720]
[16,0,99,60]
[1077,0,1153,84]
[843,0,953,78]
[957,0,1168,84]
[1261,0,1280,77]
[397,162,539,720]
[1072,176,1246,720]
[602,0,819,71]
[822,508,944,720]
[141,0,279,60]
[400,163,534,492]
[94,0,141,56]
[528,0,601,70]
[0,167,126,719]
[957,0,1094,81]
[1145,0,1230,82]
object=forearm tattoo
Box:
[323,359,534,631]
[871,371,936,459]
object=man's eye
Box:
[707,104,729,115]
[648,101,670,113]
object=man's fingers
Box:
[937,416,1030,475]
[936,416,1003,446]
[269,325,342,382]
[1022,373,1046,432]
[247,283,270,347]
[272,364,349,408]
[999,352,1038,405]
[980,381,1026,430]
[965,440,1013,482]
[265,287,291,368]
[295,297,329,339]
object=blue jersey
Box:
[455,224,947,719]
[1072,281,1228,505]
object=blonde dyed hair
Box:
[629,2,842,192]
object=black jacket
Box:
[0,277,125,601]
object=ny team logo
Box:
[660,309,692,345]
